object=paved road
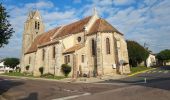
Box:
[0,76,127,100]
[74,66,170,100]
[0,66,170,100]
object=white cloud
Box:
[113,0,136,5]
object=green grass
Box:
[130,66,151,74]
[2,72,25,76]
[1,72,65,80]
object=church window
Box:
[35,21,37,29]
[82,55,85,63]
[64,55,70,64]
[38,22,40,30]
[29,56,31,64]
[77,37,81,42]
[53,46,55,59]
[42,49,45,61]
[106,38,111,54]
[91,39,96,56]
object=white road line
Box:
[52,93,91,100]
[164,71,169,74]
[147,71,151,73]
[158,71,162,73]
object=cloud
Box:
[113,0,136,5]
[1,0,170,58]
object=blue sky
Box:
[0,0,170,58]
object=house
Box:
[21,9,130,77]
[0,61,13,73]
[146,53,156,67]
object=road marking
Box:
[158,71,162,73]
[52,93,91,100]
[146,71,151,73]
[163,71,169,74]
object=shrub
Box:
[61,64,71,77]
[25,65,30,71]
[39,67,44,76]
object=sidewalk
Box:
[60,74,128,83]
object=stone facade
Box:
[21,10,130,77]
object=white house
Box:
[146,54,156,67]
[0,61,13,73]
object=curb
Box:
[128,68,156,77]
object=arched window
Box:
[35,21,37,29]
[38,22,40,30]
[106,38,110,54]
[52,46,55,59]
[42,49,45,61]
[91,39,96,56]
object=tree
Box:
[127,40,149,67]
[61,64,71,77]
[156,49,170,65]
[4,58,20,69]
[0,3,14,47]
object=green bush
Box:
[61,64,71,77]
[39,67,44,76]
[25,65,30,71]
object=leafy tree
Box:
[127,40,149,67]
[0,3,14,47]
[4,58,20,69]
[61,64,71,77]
[156,49,170,65]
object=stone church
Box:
[21,9,130,77]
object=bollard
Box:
[144,77,147,83]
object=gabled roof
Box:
[53,16,92,39]
[25,27,61,54]
[63,44,84,54]
[88,18,123,35]
[25,16,123,54]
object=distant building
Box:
[21,9,130,77]
[0,61,13,73]
[146,54,156,67]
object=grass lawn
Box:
[130,66,152,74]
[1,72,65,80]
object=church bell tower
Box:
[22,10,45,54]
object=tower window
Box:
[106,38,111,54]
[35,21,37,29]
[91,39,96,56]
[38,22,40,30]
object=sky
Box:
[0,0,170,58]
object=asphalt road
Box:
[0,76,127,100]
[0,66,170,100]
[74,66,170,100]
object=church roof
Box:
[63,44,84,54]
[25,16,123,54]
[25,27,61,54]
[88,18,123,35]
